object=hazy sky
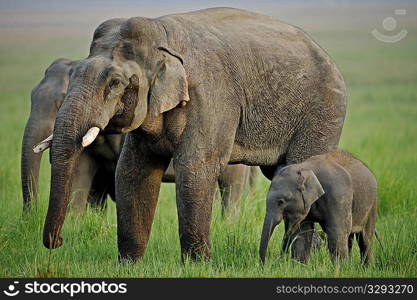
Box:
[1,0,415,12]
[0,0,414,41]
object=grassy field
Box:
[0,3,416,277]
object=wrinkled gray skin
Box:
[21,58,124,212]
[22,57,256,213]
[42,8,346,262]
[260,150,377,265]
[166,163,258,216]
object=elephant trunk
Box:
[42,81,109,249]
[42,96,86,249]
[21,114,54,212]
[259,213,281,264]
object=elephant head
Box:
[41,17,190,249]
[21,58,75,211]
[259,166,324,264]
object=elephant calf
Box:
[260,149,377,264]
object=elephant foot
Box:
[117,240,146,264]
[43,235,63,249]
[180,240,211,262]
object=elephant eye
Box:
[277,199,285,207]
[109,78,121,89]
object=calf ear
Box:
[298,170,325,210]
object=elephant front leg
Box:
[323,206,352,263]
[116,134,169,262]
[174,159,222,261]
[324,223,350,262]
[327,233,349,262]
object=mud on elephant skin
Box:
[41,8,346,262]
[260,150,377,265]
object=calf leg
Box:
[282,221,315,263]
[327,231,349,262]
[291,221,315,263]
[358,214,376,265]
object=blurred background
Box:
[0,0,416,92]
[0,0,416,277]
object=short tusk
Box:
[82,127,100,147]
[33,134,53,153]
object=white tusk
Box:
[33,134,53,153]
[82,127,100,147]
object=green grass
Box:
[0,13,416,277]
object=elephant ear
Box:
[298,170,325,211]
[149,46,190,117]
[107,74,140,133]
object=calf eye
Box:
[277,199,285,207]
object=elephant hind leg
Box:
[218,183,242,218]
[88,167,115,210]
[358,211,376,265]
[357,231,373,265]
[248,167,260,189]
[71,152,98,213]
[348,233,355,256]
[218,164,248,218]
[357,202,377,265]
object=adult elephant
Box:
[21,58,74,211]
[42,8,346,263]
[24,56,255,213]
